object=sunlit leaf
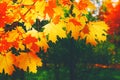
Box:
[80,21,109,45]
[16,52,42,73]
[0,52,16,75]
[26,29,49,52]
[43,21,66,43]
[44,0,56,18]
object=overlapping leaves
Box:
[0,0,109,75]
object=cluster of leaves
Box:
[99,0,120,65]
[0,0,109,75]
[99,0,120,35]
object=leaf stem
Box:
[18,2,36,21]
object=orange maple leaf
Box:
[26,29,49,52]
[23,35,40,52]
[44,0,56,18]
[82,24,89,34]
[59,0,71,5]
[52,15,60,24]
[0,52,16,75]
[69,18,81,26]
[66,18,82,40]
[23,35,38,44]
[0,2,13,27]
[16,52,42,73]
[0,39,12,52]
[74,0,88,10]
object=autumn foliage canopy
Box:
[0,0,109,75]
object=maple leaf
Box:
[34,0,46,19]
[66,17,84,40]
[16,52,42,73]
[26,29,49,52]
[35,32,49,52]
[6,30,19,42]
[54,6,64,18]
[69,18,81,26]
[80,21,109,46]
[5,26,26,49]
[43,21,66,43]
[74,0,95,10]
[23,35,38,44]
[44,0,56,18]
[0,39,12,52]
[82,24,89,34]
[0,2,13,27]
[0,52,16,75]
[0,28,5,37]
[52,15,60,24]
[75,0,88,10]
[0,2,7,27]
[73,0,95,16]
[23,35,40,52]
[30,43,40,52]
[59,0,71,6]
[21,0,34,5]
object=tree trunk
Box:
[69,38,76,80]
[54,64,60,80]
[69,61,76,80]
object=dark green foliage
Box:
[32,19,49,32]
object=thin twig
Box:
[18,2,36,21]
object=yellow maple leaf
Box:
[6,30,19,42]
[54,6,64,18]
[5,26,26,50]
[80,21,109,46]
[66,17,87,40]
[43,21,66,43]
[35,32,49,52]
[0,52,16,75]
[35,0,46,19]
[16,52,42,73]
[20,0,34,5]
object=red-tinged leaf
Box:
[101,1,120,35]
[44,0,56,18]
[75,0,88,10]
[82,25,89,34]
[23,35,38,44]
[0,2,7,27]
[69,18,81,26]
[59,0,71,5]
[26,29,49,52]
[0,39,12,52]
[0,52,16,75]
[52,15,60,24]
[0,2,13,27]
[31,43,40,52]
[0,2,7,15]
